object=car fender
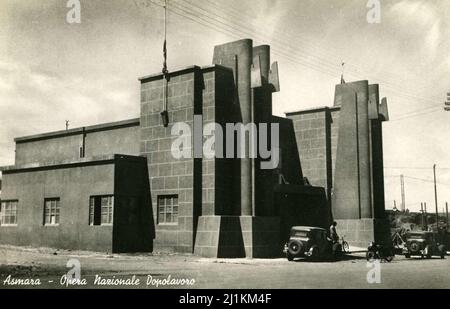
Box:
[306,245,319,257]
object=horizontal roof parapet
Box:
[14,118,140,144]
[138,64,232,83]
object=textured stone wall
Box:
[140,65,236,253]
[140,68,199,253]
[291,110,328,189]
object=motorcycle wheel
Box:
[425,246,432,259]
[366,251,376,261]
[342,241,350,253]
[438,245,446,259]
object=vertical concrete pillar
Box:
[213,39,253,216]
[332,81,372,219]
[368,84,380,219]
[252,45,274,216]
[253,45,272,122]
[373,94,389,220]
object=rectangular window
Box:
[0,200,18,226]
[157,195,178,225]
[89,196,113,226]
[44,198,60,225]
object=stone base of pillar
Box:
[335,218,391,249]
[194,216,281,258]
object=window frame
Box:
[0,200,18,227]
[89,195,114,226]
[157,195,179,226]
[43,198,61,226]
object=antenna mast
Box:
[163,0,168,76]
[340,61,346,84]
[161,0,169,127]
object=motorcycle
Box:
[366,242,395,263]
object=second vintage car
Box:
[284,226,343,261]
[403,231,446,259]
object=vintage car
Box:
[283,226,342,261]
[403,231,446,259]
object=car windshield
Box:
[291,230,309,237]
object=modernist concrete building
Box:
[0,39,389,256]
[287,83,390,247]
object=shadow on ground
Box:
[291,253,367,263]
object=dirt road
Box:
[0,245,448,289]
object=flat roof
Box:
[15,118,140,144]
[1,154,145,174]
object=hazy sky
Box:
[1,0,450,212]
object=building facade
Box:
[0,119,154,253]
[0,39,389,256]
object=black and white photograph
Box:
[0,0,449,294]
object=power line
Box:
[198,0,444,101]
[385,166,450,170]
[395,105,443,117]
[385,174,450,186]
[162,2,346,81]
[171,0,344,77]
[178,0,446,113]
[388,107,442,122]
[403,175,450,187]
[145,0,446,118]
[201,0,443,96]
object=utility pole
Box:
[421,203,425,230]
[433,164,439,231]
[400,175,405,212]
[446,202,449,231]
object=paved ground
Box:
[0,245,448,289]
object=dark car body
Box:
[283,226,342,261]
[403,231,446,259]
